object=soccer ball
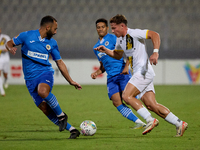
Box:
[80,120,97,136]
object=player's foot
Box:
[175,121,188,137]
[1,90,5,97]
[1,94,6,97]
[142,118,159,135]
[68,129,80,139]
[58,113,68,132]
[132,123,146,129]
[4,82,9,89]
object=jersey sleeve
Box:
[115,38,123,51]
[12,31,27,46]
[51,43,61,61]
[132,29,149,39]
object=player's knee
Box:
[38,89,49,99]
[122,94,131,105]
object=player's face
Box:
[96,22,108,38]
[110,23,123,37]
[46,21,58,39]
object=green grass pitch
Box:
[0,85,199,150]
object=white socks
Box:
[135,118,145,124]
[0,77,5,95]
[137,108,182,127]
[165,112,182,127]
[137,107,154,122]
[69,126,75,132]
[57,112,65,117]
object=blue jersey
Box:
[13,29,61,80]
[93,33,126,79]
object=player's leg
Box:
[39,72,66,121]
[38,101,80,139]
[0,70,5,96]
[107,75,145,128]
[3,72,8,89]
[111,92,145,129]
[122,83,155,122]
[37,80,67,132]
[122,74,159,135]
[141,90,188,137]
[141,91,170,118]
[38,83,64,116]
[26,72,67,132]
[3,61,9,89]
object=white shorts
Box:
[128,72,155,99]
[0,59,9,73]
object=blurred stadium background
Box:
[1,0,200,85]
[1,0,200,59]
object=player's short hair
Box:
[110,14,127,26]
[95,18,108,27]
[40,16,57,27]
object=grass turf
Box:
[0,85,199,150]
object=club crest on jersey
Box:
[46,44,51,50]
[126,34,133,50]
[105,41,109,46]
[0,38,6,45]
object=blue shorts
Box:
[26,71,54,107]
[107,74,130,99]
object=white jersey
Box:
[0,33,11,61]
[115,28,155,76]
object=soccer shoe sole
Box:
[142,119,159,135]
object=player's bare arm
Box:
[56,59,82,90]
[147,30,160,65]
[6,39,17,55]
[94,45,123,59]
[121,58,130,75]
[91,61,105,79]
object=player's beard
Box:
[46,30,54,40]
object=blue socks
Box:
[47,112,72,130]
[117,104,138,122]
[44,93,62,116]
[44,93,73,130]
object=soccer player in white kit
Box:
[0,28,11,96]
[95,14,188,137]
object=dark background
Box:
[1,0,199,59]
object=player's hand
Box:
[70,81,82,90]
[94,45,106,53]
[9,47,17,55]
[150,52,159,65]
[91,72,97,79]
[121,68,129,75]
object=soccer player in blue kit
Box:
[91,18,146,129]
[6,16,82,139]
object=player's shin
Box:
[117,104,138,122]
[44,93,63,116]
